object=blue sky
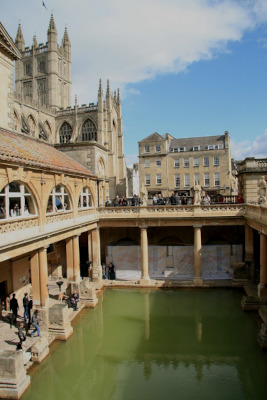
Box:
[1,0,267,165]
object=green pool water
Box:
[22,288,267,400]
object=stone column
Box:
[30,250,40,305]
[39,247,49,308]
[258,233,267,298]
[87,230,93,278]
[245,225,255,281]
[66,237,74,281]
[140,226,150,283]
[245,226,254,261]
[92,228,102,282]
[193,225,203,285]
[73,234,80,282]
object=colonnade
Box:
[28,224,267,308]
[29,228,101,309]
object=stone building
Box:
[138,131,235,200]
[8,15,127,203]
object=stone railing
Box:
[0,216,39,234]
[97,204,246,219]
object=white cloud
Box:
[3,0,266,103]
[231,130,267,160]
[125,154,139,167]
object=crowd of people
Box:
[8,292,41,351]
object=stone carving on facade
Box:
[258,176,267,205]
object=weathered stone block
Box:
[80,278,98,307]
[257,323,267,350]
[0,350,30,399]
[48,303,73,340]
[31,337,49,364]
[241,295,260,311]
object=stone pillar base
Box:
[193,277,203,286]
[241,295,260,311]
[92,266,102,282]
[0,350,31,400]
[49,304,73,340]
[80,278,98,308]
[140,278,150,285]
[257,323,267,350]
[31,337,49,364]
[257,283,267,299]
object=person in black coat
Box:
[10,293,19,324]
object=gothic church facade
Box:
[9,15,127,203]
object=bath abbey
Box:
[0,15,267,399]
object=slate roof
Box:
[139,132,165,143]
[170,135,225,150]
[0,128,95,178]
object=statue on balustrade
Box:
[193,182,202,205]
[258,176,267,205]
[140,183,147,206]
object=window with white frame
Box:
[214,173,220,186]
[179,147,185,152]
[144,159,150,168]
[194,174,200,185]
[174,159,180,168]
[0,182,37,219]
[216,144,223,149]
[175,174,180,188]
[184,158,189,168]
[47,185,71,213]
[193,145,200,151]
[156,174,162,185]
[208,145,215,150]
[203,157,209,167]
[193,157,199,167]
[156,158,161,166]
[204,173,210,187]
[155,144,161,152]
[144,145,150,153]
[78,187,92,209]
[184,174,190,187]
[214,156,220,166]
[145,174,151,185]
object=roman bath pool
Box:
[22,288,267,400]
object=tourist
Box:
[203,193,210,204]
[105,196,111,206]
[23,293,29,321]
[237,193,244,204]
[30,310,41,337]
[10,293,19,324]
[17,322,26,350]
[71,290,79,311]
[102,263,107,279]
[28,298,33,329]
[10,203,20,217]
[109,262,116,280]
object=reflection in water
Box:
[22,289,267,400]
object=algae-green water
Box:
[22,289,267,400]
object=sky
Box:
[1,0,267,165]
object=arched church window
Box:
[46,185,71,213]
[80,119,97,142]
[78,187,92,209]
[59,122,72,143]
[0,182,37,220]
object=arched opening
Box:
[0,181,37,219]
[27,115,36,136]
[78,187,93,209]
[80,119,97,142]
[59,122,72,143]
[46,185,71,213]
